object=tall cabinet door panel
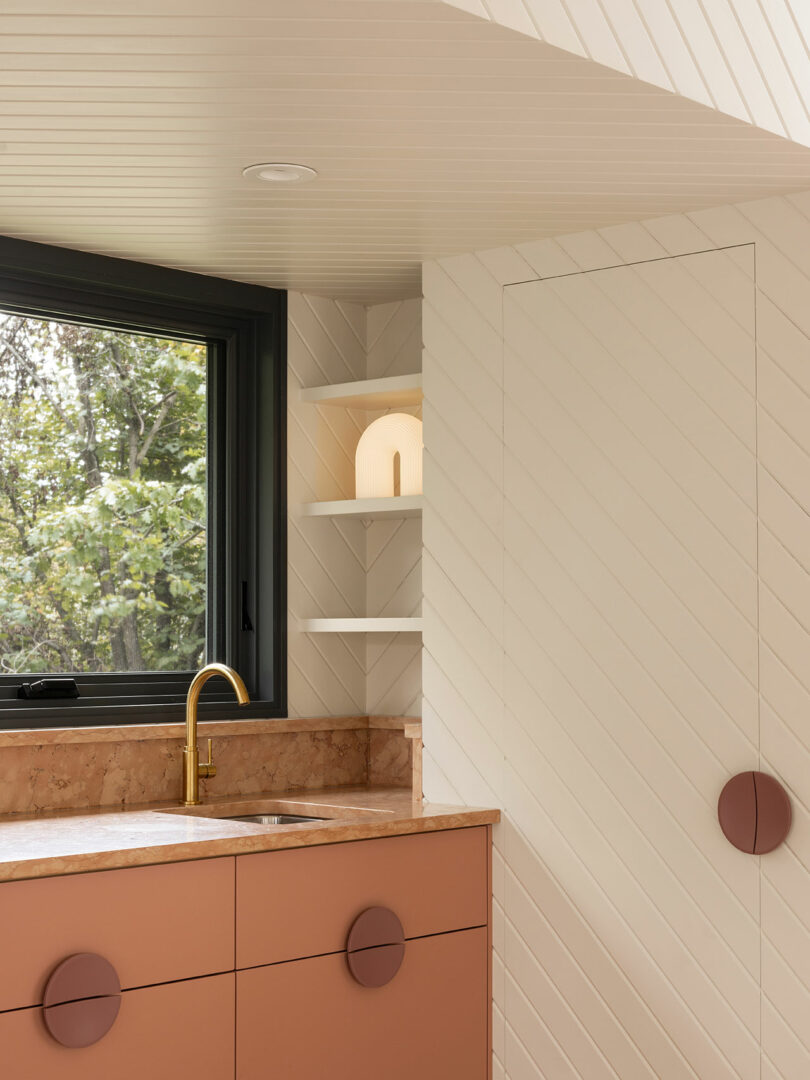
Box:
[503,248,760,1080]
[237,927,488,1080]
[0,973,234,1080]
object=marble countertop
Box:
[0,787,499,883]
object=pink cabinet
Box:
[237,927,488,1080]
[236,826,492,1079]
[0,972,235,1080]
[0,825,492,1079]
[237,826,489,967]
[0,856,234,1012]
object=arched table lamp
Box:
[355,414,423,498]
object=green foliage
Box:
[0,313,207,673]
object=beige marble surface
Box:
[368,728,413,788]
[0,714,404,747]
[0,716,419,815]
[0,787,499,883]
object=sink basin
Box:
[222,813,328,825]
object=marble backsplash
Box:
[0,717,419,816]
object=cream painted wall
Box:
[441,0,810,146]
[287,294,422,718]
[423,191,810,1078]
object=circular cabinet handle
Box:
[346,907,405,988]
[718,771,792,855]
[43,953,121,1048]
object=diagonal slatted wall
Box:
[441,0,810,146]
[423,190,810,1078]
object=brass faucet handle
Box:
[198,737,217,780]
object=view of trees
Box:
[0,312,207,674]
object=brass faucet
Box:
[182,662,250,806]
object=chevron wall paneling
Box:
[366,298,423,717]
[441,0,810,146]
[287,292,366,717]
[288,293,422,718]
[422,189,810,1078]
[366,298,423,380]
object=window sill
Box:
[0,699,285,731]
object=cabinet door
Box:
[237,826,487,968]
[0,972,234,1080]
[237,927,487,1080]
[504,255,760,1079]
[0,856,235,1011]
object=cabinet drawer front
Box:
[236,826,487,968]
[0,857,234,1012]
[0,972,234,1080]
[237,927,488,1080]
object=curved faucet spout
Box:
[182,663,250,806]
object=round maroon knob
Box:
[346,907,405,988]
[43,953,121,1048]
[718,771,792,854]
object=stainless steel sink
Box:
[222,813,328,825]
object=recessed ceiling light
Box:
[242,163,318,184]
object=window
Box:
[0,236,286,727]
[0,314,208,674]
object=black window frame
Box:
[0,235,287,729]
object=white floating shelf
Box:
[300,618,423,634]
[300,495,423,520]
[300,372,423,411]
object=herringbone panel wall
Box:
[423,191,810,1079]
[287,293,422,718]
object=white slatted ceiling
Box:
[4,0,810,302]
[422,191,810,1078]
[287,292,421,718]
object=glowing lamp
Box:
[355,414,423,499]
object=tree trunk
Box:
[100,557,129,665]
[121,608,144,671]
[71,352,132,671]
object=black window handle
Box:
[241,580,254,632]
[17,678,80,700]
